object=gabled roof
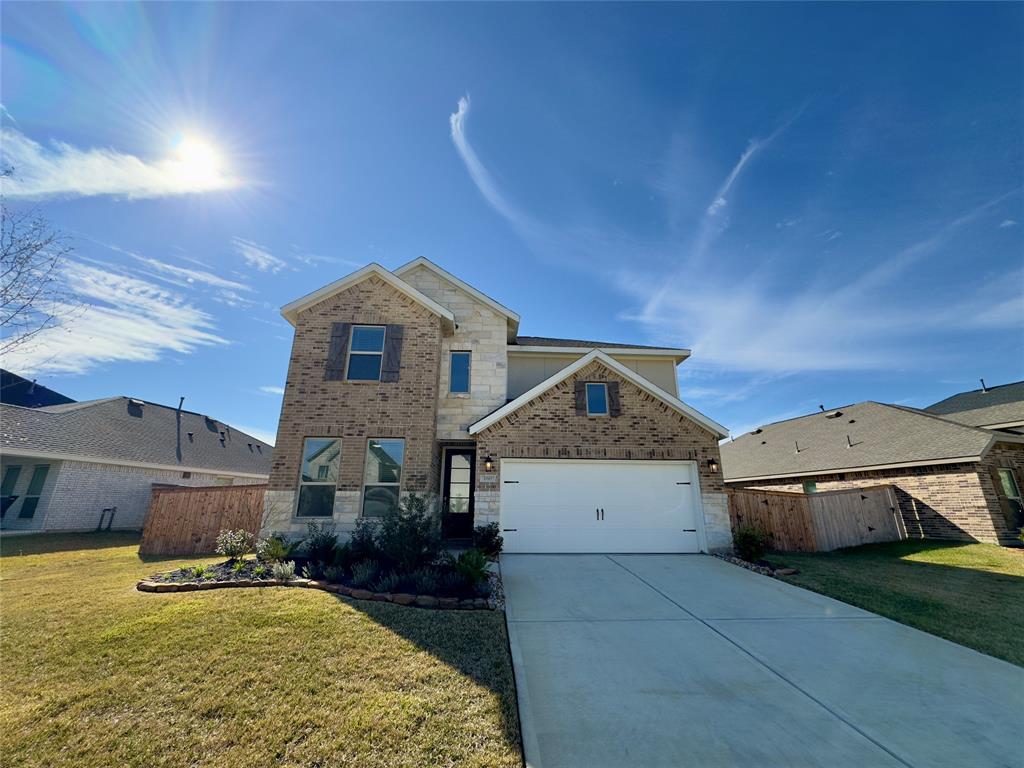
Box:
[0,369,75,408]
[509,336,691,363]
[468,350,727,437]
[1,397,273,477]
[720,401,1021,482]
[924,380,1024,429]
[393,257,520,340]
[280,263,456,329]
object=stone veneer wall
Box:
[731,440,1024,545]
[398,265,509,440]
[472,359,732,552]
[265,274,443,536]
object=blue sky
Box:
[2,2,1021,444]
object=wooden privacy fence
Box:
[728,485,905,552]
[139,484,266,556]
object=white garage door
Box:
[500,459,702,554]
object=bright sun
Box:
[170,135,227,189]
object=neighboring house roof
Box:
[924,380,1024,429]
[469,349,727,438]
[1,397,273,478]
[720,401,1021,482]
[280,263,456,329]
[394,257,521,340]
[0,369,75,408]
[510,336,691,362]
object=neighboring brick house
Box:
[0,397,272,533]
[721,384,1024,546]
[263,258,732,553]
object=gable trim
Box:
[280,263,456,328]
[468,350,728,437]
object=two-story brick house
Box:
[263,258,732,553]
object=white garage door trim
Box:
[499,459,707,554]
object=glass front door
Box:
[442,449,475,539]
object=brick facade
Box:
[730,439,1024,545]
[265,274,443,534]
[472,359,732,551]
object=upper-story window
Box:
[586,383,609,416]
[450,351,471,394]
[346,326,386,381]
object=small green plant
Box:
[372,571,401,593]
[252,564,267,578]
[256,534,297,563]
[215,529,255,561]
[323,565,346,583]
[410,567,440,594]
[733,526,770,563]
[188,564,209,579]
[271,560,296,582]
[472,522,503,560]
[232,560,246,574]
[350,560,378,588]
[454,548,490,587]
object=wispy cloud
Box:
[0,126,239,200]
[259,385,285,395]
[3,262,227,375]
[132,253,251,292]
[233,237,287,273]
[1000,219,1018,228]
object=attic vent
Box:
[848,419,856,424]
[761,440,767,445]
[128,398,145,407]
[187,432,194,442]
[825,410,843,419]
[751,428,763,435]
[247,443,253,451]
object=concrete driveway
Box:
[502,554,1022,768]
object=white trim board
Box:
[468,349,728,438]
[508,346,691,364]
[280,263,456,329]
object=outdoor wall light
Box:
[707,457,719,473]
[483,456,494,471]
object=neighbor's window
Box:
[297,438,341,517]
[1,466,21,496]
[18,465,49,519]
[997,468,1023,516]
[450,351,471,394]
[586,383,609,416]
[362,438,405,517]
[803,480,818,494]
[346,325,386,381]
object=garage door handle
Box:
[503,480,519,484]
[676,482,691,485]
[683,529,696,533]
[502,528,517,532]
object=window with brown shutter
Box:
[380,324,404,382]
[608,381,622,416]
[574,381,587,415]
[324,322,351,381]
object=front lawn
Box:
[0,533,522,767]
[765,540,1024,666]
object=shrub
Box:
[323,565,346,583]
[474,578,492,598]
[252,564,267,578]
[215,529,255,561]
[232,560,246,574]
[372,571,402,593]
[410,567,440,594]
[188,564,209,579]
[331,542,355,571]
[454,548,490,587]
[350,560,379,588]
[302,563,322,580]
[437,571,465,595]
[376,493,441,573]
[302,521,338,565]
[472,522,503,560]
[272,560,296,582]
[734,526,770,562]
[349,518,380,562]
[256,534,297,563]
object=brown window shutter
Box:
[574,381,587,415]
[608,381,622,416]
[325,322,351,380]
[381,324,404,382]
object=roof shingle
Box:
[924,380,1024,428]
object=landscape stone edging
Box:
[135,577,494,610]
[712,553,798,578]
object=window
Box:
[296,438,341,517]
[362,439,405,517]
[346,325,386,381]
[18,465,49,519]
[450,351,471,394]
[803,480,818,494]
[214,476,233,486]
[586,383,609,416]
[1,466,20,496]
[997,468,1023,518]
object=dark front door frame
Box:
[441,446,475,539]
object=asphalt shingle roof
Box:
[924,380,1024,428]
[1,397,273,476]
[511,336,685,351]
[720,401,997,481]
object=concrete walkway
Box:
[502,554,1022,768]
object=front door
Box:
[442,449,475,539]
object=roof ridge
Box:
[736,400,866,435]
[926,379,1024,408]
[879,401,998,435]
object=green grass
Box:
[765,540,1024,666]
[0,533,522,767]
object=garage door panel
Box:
[500,460,700,554]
